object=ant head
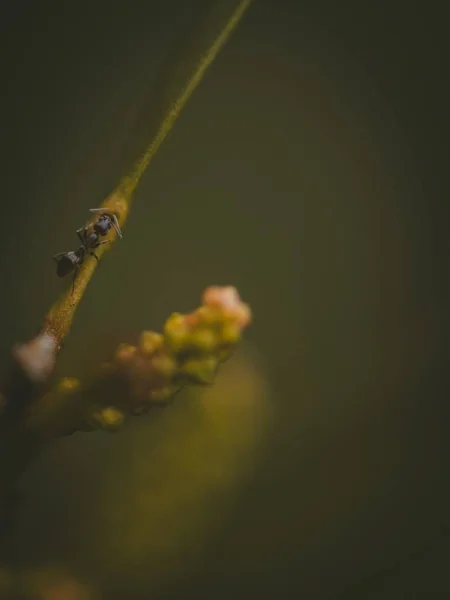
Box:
[89,208,123,238]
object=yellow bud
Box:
[195,305,221,325]
[114,343,137,365]
[92,406,124,432]
[164,313,188,352]
[220,321,241,345]
[180,356,218,385]
[151,354,177,379]
[138,331,163,356]
[57,377,80,392]
[189,327,218,353]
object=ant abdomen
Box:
[53,251,80,277]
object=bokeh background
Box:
[0,0,449,598]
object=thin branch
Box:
[0,0,253,516]
[42,0,252,349]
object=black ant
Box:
[53,208,123,293]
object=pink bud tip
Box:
[202,286,251,328]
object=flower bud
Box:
[57,377,80,392]
[220,321,241,345]
[151,354,177,379]
[188,328,218,353]
[114,343,137,366]
[92,406,124,432]
[138,331,164,357]
[164,313,188,353]
[180,356,218,385]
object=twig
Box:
[42,0,252,349]
[0,0,253,507]
[3,0,252,404]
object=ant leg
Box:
[76,227,87,244]
[88,239,111,263]
[90,241,110,261]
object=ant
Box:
[53,208,123,293]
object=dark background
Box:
[0,1,449,598]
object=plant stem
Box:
[42,0,252,348]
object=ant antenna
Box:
[111,214,123,238]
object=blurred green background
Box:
[0,0,448,598]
